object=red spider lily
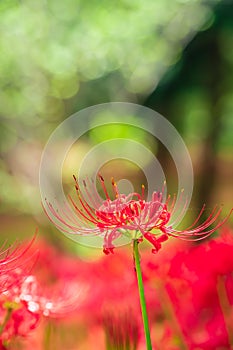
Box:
[0,269,86,345]
[0,236,86,346]
[0,233,38,293]
[20,240,88,319]
[14,274,86,318]
[43,175,232,255]
[0,235,39,344]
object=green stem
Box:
[0,307,13,336]
[44,320,52,350]
[133,239,152,350]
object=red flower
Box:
[0,235,40,344]
[43,175,231,254]
[143,227,233,349]
[0,237,86,346]
[0,234,38,293]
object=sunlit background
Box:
[0,0,233,348]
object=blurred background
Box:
[0,0,232,248]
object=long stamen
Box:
[141,184,145,200]
[168,193,176,213]
[83,178,101,208]
[180,204,206,231]
[111,177,119,198]
[44,200,85,230]
[169,189,185,219]
[170,198,189,227]
[99,174,110,200]
[68,195,99,225]
[73,184,100,221]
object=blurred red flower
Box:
[2,227,231,349]
[143,226,233,349]
[0,234,38,293]
[0,237,87,348]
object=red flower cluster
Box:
[0,227,232,349]
[143,227,233,349]
[0,237,86,348]
[71,227,233,349]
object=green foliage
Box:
[0,0,216,127]
[1,0,233,213]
